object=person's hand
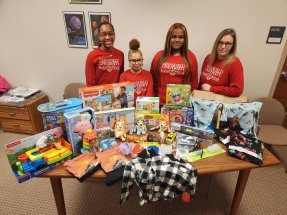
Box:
[201,84,211,91]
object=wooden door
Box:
[272,42,287,128]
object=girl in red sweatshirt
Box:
[199,28,244,97]
[150,23,198,106]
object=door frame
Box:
[269,40,287,97]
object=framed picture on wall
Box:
[89,12,111,48]
[63,11,88,48]
[69,0,102,4]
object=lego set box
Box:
[4,127,72,183]
[79,82,134,112]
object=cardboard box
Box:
[136,97,160,114]
[192,90,248,103]
[64,107,95,155]
[4,127,72,183]
[166,84,191,107]
[79,82,134,111]
[135,113,161,131]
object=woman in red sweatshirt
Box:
[150,23,198,106]
[85,22,124,86]
[199,28,244,97]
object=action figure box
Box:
[94,107,135,134]
[4,127,72,183]
[166,84,191,107]
[135,97,160,114]
[64,107,96,156]
[79,82,134,112]
[170,122,214,144]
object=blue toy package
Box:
[63,107,95,156]
[37,98,83,131]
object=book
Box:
[79,82,134,112]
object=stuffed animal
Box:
[159,115,171,143]
[114,118,127,141]
[131,118,147,135]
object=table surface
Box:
[40,144,280,179]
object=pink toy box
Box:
[64,107,95,156]
[79,82,134,112]
[4,127,72,183]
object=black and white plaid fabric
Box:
[120,150,197,205]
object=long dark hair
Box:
[154,23,192,86]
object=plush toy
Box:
[131,118,147,135]
[114,118,127,141]
[159,115,171,143]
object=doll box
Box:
[166,84,191,107]
[37,98,83,131]
[64,107,95,156]
[135,97,160,114]
[4,127,72,183]
[79,82,135,112]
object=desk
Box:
[40,146,279,215]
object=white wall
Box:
[0,0,287,101]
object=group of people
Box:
[85,22,244,106]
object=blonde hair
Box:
[209,28,237,67]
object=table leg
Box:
[230,169,251,215]
[50,178,67,215]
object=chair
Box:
[255,97,287,173]
[256,97,287,147]
[63,82,86,99]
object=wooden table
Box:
[40,145,280,215]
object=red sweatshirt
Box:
[85,47,124,86]
[119,69,154,104]
[199,54,244,97]
[150,50,198,105]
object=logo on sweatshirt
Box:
[161,63,185,76]
[99,58,120,72]
[133,80,148,94]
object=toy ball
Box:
[147,145,159,154]
[118,142,132,155]
[181,192,191,203]
[69,16,81,30]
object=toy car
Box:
[165,133,176,145]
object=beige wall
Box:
[0,0,287,101]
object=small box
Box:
[37,98,83,131]
[166,84,191,107]
[135,113,161,131]
[4,127,72,183]
[64,107,95,155]
[79,82,134,112]
[135,97,160,114]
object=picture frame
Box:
[69,0,102,4]
[88,12,111,48]
[63,11,88,48]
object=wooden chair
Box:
[63,83,86,99]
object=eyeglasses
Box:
[129,59,143,64]
[218,41,233,48]
[99,32,115,38]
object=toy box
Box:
[166,84,191,107]
[79,82,134,112]
[4,127,72,183]
[94,107,135,135]
[64,107,95,156]
[135,113,160,131]
[170,122,214,144]
[135,97,160,114]
[37,98,83,131]
[161,105,194,126]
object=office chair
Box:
[63,82,86,99]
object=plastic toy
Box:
[181,192,191,203]
[131,117,147,135]
[118,142,133,155]
[114,117,127,141]
[165,133,176,145]
[158,115,171,143]
[81,129,97,153]
[131,144,144,158]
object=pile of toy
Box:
[4,82,264,204]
